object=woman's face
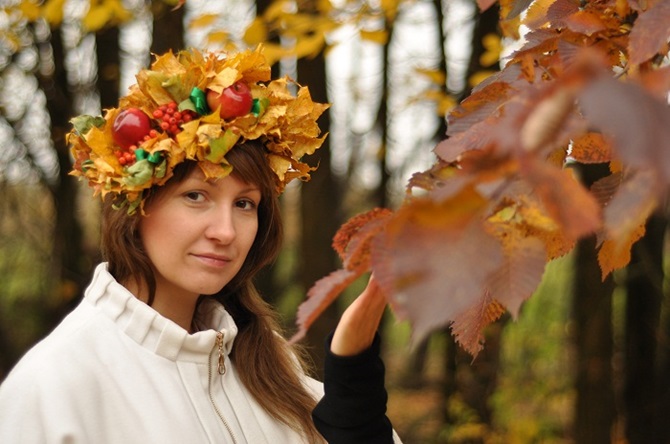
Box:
[138,167,260,303]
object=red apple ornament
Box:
[206,81,253,120]
[112,108,152,149]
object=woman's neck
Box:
[122,278,198,333]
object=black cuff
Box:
[312,332,393,443]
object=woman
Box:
[0,47,397,443]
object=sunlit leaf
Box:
[19,0,41,21]
[82,0,126,32]
[188,13,219,29]
[293,32,326,59]
[243,18,268,46]
[416,68,446,85]
[360,29,388,45]
[480,33,502,67]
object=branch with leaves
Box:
[293,0,670,356]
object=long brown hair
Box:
[101,141,321,442]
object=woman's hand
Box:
[330,276,387,357]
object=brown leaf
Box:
[523,159,601,240]
[545,0,578,26]
[579,76,670,184]
[590,171,622,208]
[519,87,576,153]
[602,169,660,242]
[435,119,497,162]
[486,235,547,317]
[372,194,504,344]
[628,0,670,65]
[290,269,359,343]
[450,292,506,356]
[447,80,516,136]
[506,0,535,19]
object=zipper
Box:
[208,331,238,444]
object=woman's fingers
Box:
[330,276,387,356]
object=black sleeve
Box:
[312,332,394,444]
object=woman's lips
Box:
[192,253,231,268]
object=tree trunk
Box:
[96,26,121,109]
[39,29,88,316]
[151,1,185,54]
[296,8,341,378]
[655,291,670,443]
[572,163,616,444]
[624,212,666,443]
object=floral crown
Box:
[68,46,329,213]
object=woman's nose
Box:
[204,207,236,244]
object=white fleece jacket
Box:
[0,263,323,443]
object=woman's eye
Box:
[184,191,205,202]
[237,199,257,210]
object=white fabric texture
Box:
[0,263,323,443]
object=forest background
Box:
[2,0,670,443]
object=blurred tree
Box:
[624,212,666,443]
[151,0,184,55]
[572,163,616,444]
[296,0,341,378]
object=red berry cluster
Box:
[114,148,137,166]
[152,102,196,137]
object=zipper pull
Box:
[216,331,226,375]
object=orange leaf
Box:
[563,10,608,36]
[598,223,646,280]
[332,208,394,270]
[570,132,613,164]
